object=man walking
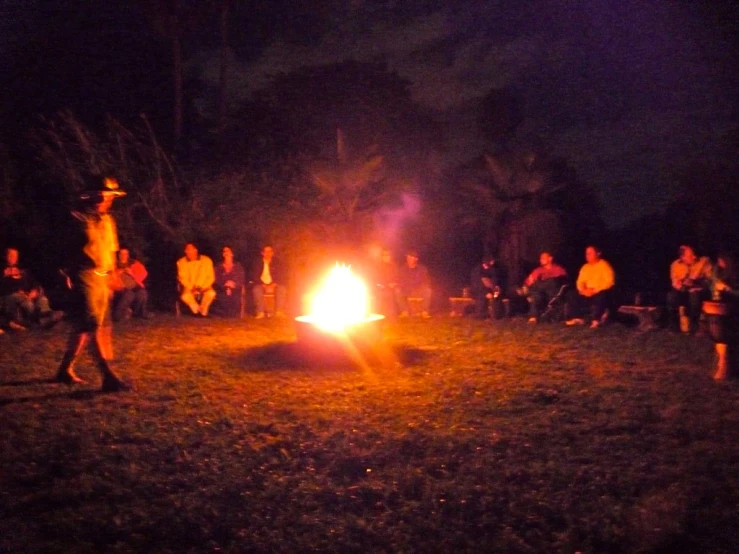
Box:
[55,174,131,392]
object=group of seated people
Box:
[471,246,614,328]
[469,244,737,332]
[0,247,63,333]
[3,239,735,333]
[176,242,287,319]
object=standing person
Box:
[213,246,245,318]
[112,247,150,321]
[396,249,432,318]
[521,251,568,323]
[177,243,216,316]
[251,245,287,318]
[55,175,131,392]
[470,257,500,319]
[667,245,712,333]
[565,245,615,329]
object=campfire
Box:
[295,264,385,358]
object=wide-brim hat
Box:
[79,174,126,201]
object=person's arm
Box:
[177,259,191,290]
[131,261,148,288]
[524,267,539,287]
[670,261,684,290]
[202,257,215,290]
[576,266,587,293]
[597,261,615,292]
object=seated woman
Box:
[565,246,615,329]
[213,246,245,318]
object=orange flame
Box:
[309,264,370,333]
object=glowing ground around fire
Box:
[1,316,739,553]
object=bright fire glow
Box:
[309,264,370,333]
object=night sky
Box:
[2,0,737,227]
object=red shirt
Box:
[525,263,567,286]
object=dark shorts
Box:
[69,269,112,332]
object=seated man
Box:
[372,248,399,317]
[177,243,216,316]
[213,246,245,318]
[251,245,286,318]
[521,251,567,323]
[396,249,432,318]
[470,257,501,319]
[713,251,738,302]
[112,247,149,321]
[565,246,615,329]
[1,247,61,329]
[667,245,712,333]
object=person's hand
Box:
[27,289,39,300]
[225,280,236,288]
[481,277,494,289]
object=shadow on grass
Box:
[228,341,430,372]
[0,388,106,407]
[0,377,59,387]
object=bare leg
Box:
[97,325,114,360]
[56,332,89,384]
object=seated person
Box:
[213,246,245,318]
[112,247,149,321]
[471,256,502,319]
[251,245,286,318]
[712,250,738,304]
[372,248,400,317]
[521,251,567,323]
[667,245,712,333]
[396,249,432,318]
[177,243,216,316]
[1,247,62,329]
[565,245,615,329]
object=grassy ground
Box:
[1,315,738,553]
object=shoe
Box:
[528,317,538,324]
[8,321,27,332]
[101,377,133,393]
[565,318,585,326]
[255,312,265,319]
[590,320,600,329]
[0,328,4,335]
[420,311,431,319]
[399,311,409,318]
[56,371,86,385]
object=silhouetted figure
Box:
[396,249,432,318]
[251,245,287,318]
[213,246,245,318]
[55,175,131,392]
[521,251,567,323]
[667,245,712,333]
[112,247,149,321]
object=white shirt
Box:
[260,259,272,285]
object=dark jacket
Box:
[250,257,285,285]
[398,263,431,292]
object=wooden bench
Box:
[449,297,475,317]
[618,305,662,331]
